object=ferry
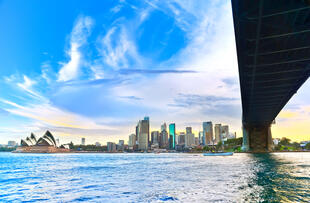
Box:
[203,152,233,156]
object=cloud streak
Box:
[58,16,94,82]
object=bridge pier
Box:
[242,124,273,152]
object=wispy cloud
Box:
[119,95,143,101]
[58,16,94,82]
[98,26,142,70]
[119,69,197,75]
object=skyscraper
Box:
[214,124,222,144]
[151,131,159,145]
[186,127,192,134]
[178,132,185,145]
[128,133,136,148]
[169,123,176,150]
[203,122,213,145]
[81,138,86,145]
[221,125,229,140]
[199,131,203,145]
[160,123,168,149]
[185,127,195,148]
[137,117,149,151]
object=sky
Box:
[0,0,309,145]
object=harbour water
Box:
[0,152,309,202]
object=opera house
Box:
[14,131,70,153]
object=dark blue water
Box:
[0,152,309,202]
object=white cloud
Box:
[98,26,142,70]
[58,16,94,82]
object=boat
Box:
[203,152,233,156]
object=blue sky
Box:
[0,0,309,144]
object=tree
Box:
[279,137,291,146]
[305,143,310,150]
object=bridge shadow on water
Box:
[243,153,310,202]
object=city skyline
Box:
[0,0,309,145]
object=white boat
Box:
[203,152,233,156]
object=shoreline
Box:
[5,150,310,154]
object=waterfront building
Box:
[160,123,168,149]
[7,141,17,147]
[203,122,213,145]
[199,131,203,145]
[151,131,159,145]
[169,123,176,149]
[107,142,116,152]
[81,138,86,145]
[16,131,70,153]
[128,133,136,148]
[178,132,185,145]
[95,142,101,147]
[185,127,195,148]
[117,140,125,151]
[214,124,222,144]
[137,117,149,151]
[221,125,229,140]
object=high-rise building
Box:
[185,127,195,148]
[128,133,136,148]
[203,122,213,145]
[186,127,192,134]
[178,132,185,145]
[151,131,159,145]
[214,124,222,144]
[81,138,86,145]
[199,131,203,145]
[161,123,167,132]
[221,125,229,140]
[160,123,168,149]
[117,140,125,151]
[169,123,176,149]
[95,142,101,147]
[107,142,116,152]
[137,117,149,151]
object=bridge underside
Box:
[232,0,310,151]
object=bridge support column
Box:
[242,124,273,152]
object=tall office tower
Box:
[160,123,168,148]
[185,131,195,148]
[186,127,192,134]
[161,123,167,132]
[169,123,176,149]
[128,133,136,147]
[81,138,86,145]
[137,117,150,151]
[178,132,185,145]
[214,124,222,144]
[151,131,159,145]
[203,122,213,145]
[221,125,229,140]
[135,125,139,144]
[199,131,203,145]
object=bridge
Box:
[231,0,310,151]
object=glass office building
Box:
[169,123,176,149]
